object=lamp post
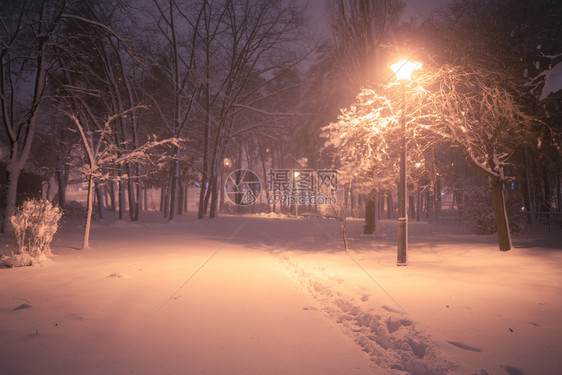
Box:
[389,59,422,266]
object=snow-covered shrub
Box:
[462,188,496,234]
[3,199,62,267]
[462,186,524,235]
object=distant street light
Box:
[389,59,422,266]
[294,171,300,216]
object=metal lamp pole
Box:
[397,82,408,265]
[389,59,422,266]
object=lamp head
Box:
[390,59,422,81]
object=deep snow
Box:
[1,213,561,375]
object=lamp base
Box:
[397,217,408,266]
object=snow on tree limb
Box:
[539,61,562,100]
[322,63,537,190]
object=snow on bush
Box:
[462,187,523,235]
[2,199,62,267]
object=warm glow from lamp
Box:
[390,59,422,81]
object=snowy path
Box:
[1,214,561,375]
[263,217,562,375]
[0,216,378,375]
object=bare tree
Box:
[148,0,205,221]
[59,103,176,248]
[32,108,80,206]
[195,0,307,219]
[60,1,150,221]
[424,65,536,250]
[0,0,67,232]
[329,0,403,89]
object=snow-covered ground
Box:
[1,213,561,375]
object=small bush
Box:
[462,186,524,235]
[462,187,496,234]
[2,199,62,267]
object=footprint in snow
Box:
[381,305,402,314]
[106,273,126,279]
[14,303,32,310]
[302,305,318,311]
[501,365,525,375]
[446,340,482,352]
[385,317,413,333]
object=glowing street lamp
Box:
[390,59,422,266]
[390,60,422,81]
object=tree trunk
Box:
[349,184,356,217]
[144,185,149,212]
[56,164,67,207]
[184,183,189,213]
[108,181,116,211]
[425,191,435,222]
[1,2,50,234]
[556,168,562,213]
[209,175,219,218]
[490,177,512,251]
[2,166,21,233]
[364,195,376,234]
[168,165,178,221]
[95,181,105,220]
[198,174,208,218]
[236,144,243,214]
[435,176,442,218]
[118,171,125,220]
[409,195,416,220]
[198,28,212,220]
[129,178,139,221]
[177,181,184,215]
[83,174,95,249]
[259,141,270,213]
[127,169,137,221]
[386,190,392,219]
[220,168,226,213]
[416,186,421,222]
[168,157,179,221]
[136,171,143,217]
